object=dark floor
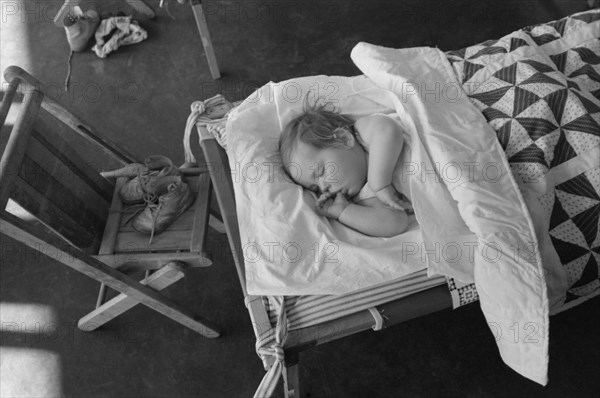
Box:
[1,0,599,397]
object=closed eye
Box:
[318,162,325,176]
[310,162,324,183]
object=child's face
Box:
[286,139,367,198]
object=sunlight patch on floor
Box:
[0,302,56,330]
[0,1,32,85]
[0,302,61,397]
[0,347,62,398]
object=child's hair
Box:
[279,98,355,166]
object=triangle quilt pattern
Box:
[556,172,600,201]
[555,189,600,218]
[571,11,600,24]
[549,192,570,229]
[467,45,507,60]
[549,171,600,298]
[443,10,600,308]
[509,37,529,52]
[533,128,561,165]
[550,52,568,74]
[494,120,512,150]
[549,17,568,36]
[462,61,485,84]
[572,205,600,247]
[569,64,600,84]
[508,142,547,167]
[515,117,558,141]
[469,57,600,173]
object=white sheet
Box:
[350,42,550,385]
[225,77,460,296]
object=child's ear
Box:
[335,128,356,148]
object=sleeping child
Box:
[279,101,413,237]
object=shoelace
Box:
[159,0,176,20]
[142,191,162,245]
[120,170,162,244]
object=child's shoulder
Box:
[354,114,403,141]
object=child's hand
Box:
[316,192,350,219]
[373,185,407,212]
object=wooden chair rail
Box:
[2,66,138,166]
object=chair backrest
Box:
[0,66,137,254]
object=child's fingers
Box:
[316,195,329,207]
[317,191,334,207]
[376,189,405,211]
[388,201,405,211]
[382,194,405,211]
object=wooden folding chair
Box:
[0,66,220,338]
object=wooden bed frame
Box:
[196,124,454,397]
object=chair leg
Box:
[95,283,108,308]
[283,355,300,398]
[123,0,156,18]
[190,0,221,79]
[79,262,197,332]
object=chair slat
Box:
[27,131,111,219]
[98,177,127,255]
[119,204,197,233]
[4,66,137,166]
[116,230,191,252]
[12,177,101,251]
[0,89,42,209]
[31,124,114,201]
[18,154,107,238]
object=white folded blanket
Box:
[351,42,549,386]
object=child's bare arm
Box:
[355,115,405,210]
[339,199,409,237]
[317,193,408,237]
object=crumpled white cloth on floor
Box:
[92,16,147,58]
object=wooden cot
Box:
[196,124,453,397]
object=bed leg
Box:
[283,355,300,398]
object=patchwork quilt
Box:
[351,7,599,386]
[444,9,600,313]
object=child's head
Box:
[279,101,368,198]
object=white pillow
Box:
[225,75,435,295]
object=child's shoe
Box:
[64,8,100,52]
[131,175,196,243]
[119,155,182,204]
